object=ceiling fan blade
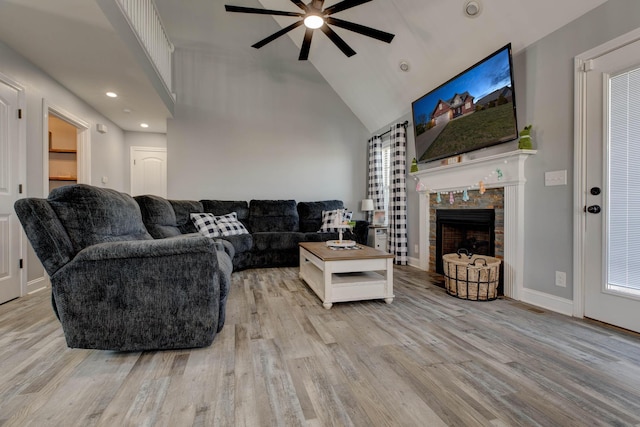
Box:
[326,17,395,43]
[324,0,372,16]
[225,5,302,17]
[290,0,308,11]
[252,20,304,49]
[299,28,314,60]
[311,0,325,10]
[320,25,356,57]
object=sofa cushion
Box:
[14,198,75,276]
[297,200,344,232]
[134,195,182,238]
[48,185,152,253]
[249,200,299,232]
[252,232,304,251]
[201,200,250,230]
[319,209,353,232]
[170,200,204,234]
[221,234,253,254]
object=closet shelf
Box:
[49,148,76,153]
[49,176,77,181]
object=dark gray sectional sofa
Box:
[135,195,368,271]
[13,184,367,351]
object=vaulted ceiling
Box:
[0,0,609,134]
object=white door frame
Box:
[42,99,91,196]
[573,27,640,318]
[0,71,27,296]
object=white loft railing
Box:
[116,0,174,96]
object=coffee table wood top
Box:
[299,241,394,261]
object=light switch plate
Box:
[545,170,567,186]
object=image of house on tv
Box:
[431,86,513,127]
[431,92,475,125]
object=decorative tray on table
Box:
[326,240,357,248]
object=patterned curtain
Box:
[367,135,384,213]
[388,123,408,265]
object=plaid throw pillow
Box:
[214,212,249,236]
[318,209,353,232]
[190,213,220,238]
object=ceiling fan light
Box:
[304,14,324,29]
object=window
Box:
[607,67,640,296]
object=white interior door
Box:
[0,79,22,304]
[583,38,640,333]
[131,146,167,197]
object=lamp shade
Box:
[361,199,374,212]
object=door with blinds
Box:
[583,38,640,333]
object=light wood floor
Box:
[2,266,640,427]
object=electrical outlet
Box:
[555,271,566,287]
[414,244,419,253]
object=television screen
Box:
[412,43,518,164]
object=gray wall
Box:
[517,0,640,299]
[376,0,640,301]
[167,47,370,215]
[0,40,127,283]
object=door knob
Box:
[590,187,601,195]
[587,205,601,214]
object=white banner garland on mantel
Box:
[411,149,536,301]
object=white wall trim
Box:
[27,276,50,295]
[407,255,422,270]
[42,100,92,197]
[573,26,640,319]
[521,287,574,317]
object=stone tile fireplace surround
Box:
[412,150,536,300]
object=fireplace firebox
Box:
[435,208,503,295]
[435,209,495,273]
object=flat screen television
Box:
[411,43,518,164]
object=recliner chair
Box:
[14,184,228,351]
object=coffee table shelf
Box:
[299,242,394,309]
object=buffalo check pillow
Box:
[214,212,249,236]
[318,209,353,232]
[190,213,220,238]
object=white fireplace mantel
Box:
[412,149,536,300]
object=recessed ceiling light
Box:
[140,123,149,128]
[303,15,324,29]
[464,1,481,17]
[106,92,118,98]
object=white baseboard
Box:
[407,256,424,270]
[520,287,574,316]
[27,276,50,294]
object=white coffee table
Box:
[299,241,395,309]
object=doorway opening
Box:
[43,101,91,196]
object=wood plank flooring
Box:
[1,266,640,426]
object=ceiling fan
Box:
[224,0,395,60]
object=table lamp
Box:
[361,199,374,223]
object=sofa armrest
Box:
[51,236,221,351]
